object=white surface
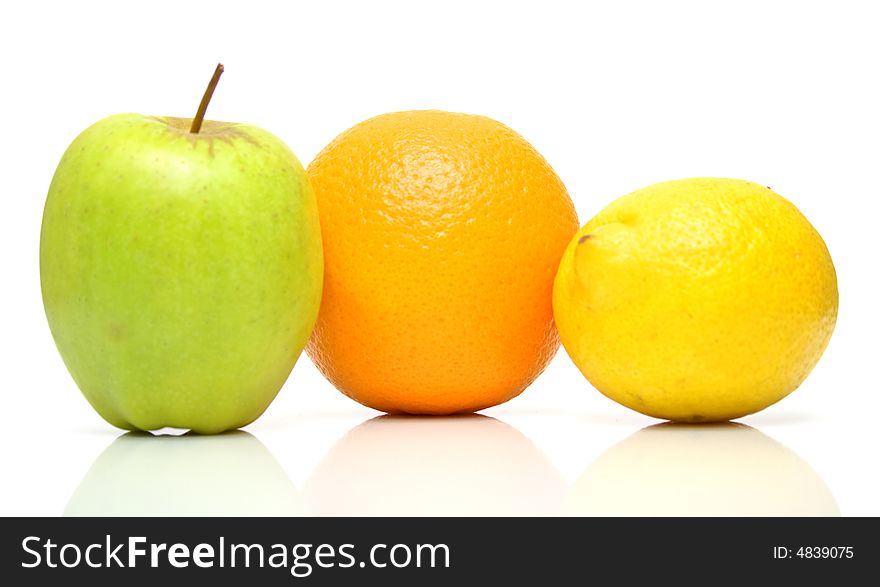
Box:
[1,0,878,516]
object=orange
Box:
[306,110,578,414]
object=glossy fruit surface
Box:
[41,114,323,433]
[553,178,837,421]
[307,110,578,413]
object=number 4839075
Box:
[797,546,853,559]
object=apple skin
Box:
[40,114,323,434]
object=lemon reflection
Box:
[65,431,301,516]
[566,423,838,516]
[305,415,564,516]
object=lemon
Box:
[553,178,838,422]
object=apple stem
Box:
[190,63,225,134]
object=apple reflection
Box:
[65,431,301,516]
[305,415,564,516]
[566,422,839,516]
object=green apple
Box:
[40,65,323,434]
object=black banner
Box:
[1,517,876,584]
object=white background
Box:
[1,0,877,516]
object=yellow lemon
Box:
[553,178,838,422]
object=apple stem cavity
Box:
[190,63,225,134]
